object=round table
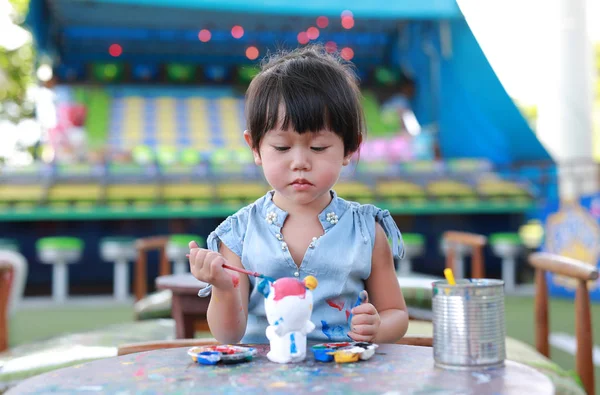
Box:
[7,344,554,394]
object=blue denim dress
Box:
[202,190,404,343]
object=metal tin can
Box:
[432,279,506,370]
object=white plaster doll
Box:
[262,276,318,363]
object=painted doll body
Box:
[265,322,315,363]
[263,276,317,363]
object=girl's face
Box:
[244,128,353,209]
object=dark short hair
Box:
[245,45,365,156]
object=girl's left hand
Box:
[348,293,381,342]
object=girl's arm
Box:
[206,243,250,344]
[365,223,409,343]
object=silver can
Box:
[432,279,506,370]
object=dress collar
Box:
[261,190,349,232]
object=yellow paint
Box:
[332,351,360,363]
[270,382,287,388]
[303,275,318,290]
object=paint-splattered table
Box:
[6,344,554,394]
[156,274,210,338]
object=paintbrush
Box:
[221,263,275,282]
[186,253,275,282]
[347,290,368,326]
[444,268,456,285]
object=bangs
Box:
[249,74,335,136]
[245,47,364,155]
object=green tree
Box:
[0,0,34,122]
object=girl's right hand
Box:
[188,241,237,291]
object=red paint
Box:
[273,278,306,301]
[326,299,345,311]
[345,309,351,321]
[324,342,351,348]
[232,276,240,288]
[213,345,238,354]
[134,368,145,377]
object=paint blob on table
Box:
[311,342,378,363]
[187,345,257,365]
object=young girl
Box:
[189,45,409,345]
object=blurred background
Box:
[0,0,599,393]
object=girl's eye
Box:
[273,146,290,152]
[311,147,328,152]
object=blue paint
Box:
[347,290,367,325]
[196,351,221,365]
[290,333,297,355]
[257,279,270,298]
[311,346,334,362]
[321,320,347,341]
[274,317,283,326]
[260,275,277,283]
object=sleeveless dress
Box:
[200,190,404,343]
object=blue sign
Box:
[540,194,600,301]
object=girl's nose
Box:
[290,148,311,171]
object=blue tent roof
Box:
[77,0,463,18]
[26,0,552,165]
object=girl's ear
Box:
[343,134,363,165]
[243,130,262,165]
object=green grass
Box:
[8,304,134,347]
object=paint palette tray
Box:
[187,345,257,365]
[311,342,378,363]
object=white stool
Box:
[396,233,425,276]
[440,239,472,279]
[490,233,522,294]
[167,234,203,275]
[36,237,83,303]
[0,239,19,253]
[100,237,137,301]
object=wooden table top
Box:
[155,273,208,295]
[7,344,554,394]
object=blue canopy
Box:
[26,0,552,165]
[72,0,462,18]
